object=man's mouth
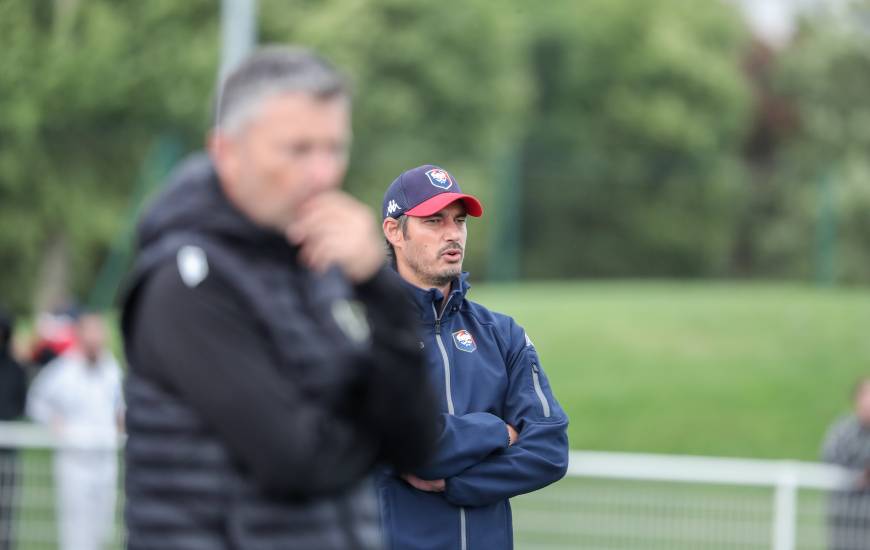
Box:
[441,248,463,261]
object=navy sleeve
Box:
[413,412,510,480]
[443,322,569,507]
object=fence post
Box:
[772,463,798,550]
[220,0,258,82]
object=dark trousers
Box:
[0,450,19,550]
[829,493,870,550]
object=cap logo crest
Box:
[425,168,453,190]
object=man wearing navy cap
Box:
[379,165,570,549]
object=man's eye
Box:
[456,218,467,224]
[330,143,350,157]
[285,142,313,156]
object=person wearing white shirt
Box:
[27,312,124,550]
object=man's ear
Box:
[383,217,403,249]
[207,130,240,185]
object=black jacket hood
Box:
[0,307,11,358]
[136,153,287,253]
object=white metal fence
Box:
[513,452,865,549]
[1,421,867,550]
[0,422,124,550]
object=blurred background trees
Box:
[517,0,752,279]
[0,0,218,312]
[1,0,869,314]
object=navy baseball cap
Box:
[382,165,484,220]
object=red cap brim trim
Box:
[405,193,484,217]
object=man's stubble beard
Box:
[406,251,461,290]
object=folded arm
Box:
[444,325,570,507]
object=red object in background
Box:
[30,314,78,366]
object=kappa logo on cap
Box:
[386,199,401,216]
[425,168,453,190]
[452,329,476,353]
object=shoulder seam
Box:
[462,300,519,359]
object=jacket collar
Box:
[394,271,472,322]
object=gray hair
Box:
[213,45,350,133]
[385,215,410,268]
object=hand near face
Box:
[287,191,385,283]
[401,473,446,493]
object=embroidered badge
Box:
[425,168,453,190]
[177,246,209,288]
[331,299,371,344]
[452,329,476,353]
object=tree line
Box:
[1,0,868,313]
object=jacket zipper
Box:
[432,300,467,550]
[433,303,455,416]
[531,363,551,418]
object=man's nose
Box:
[308,151,345,190]
[443,221,462,241]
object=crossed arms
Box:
[401,330,570,507]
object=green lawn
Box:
[12,281,867,548]
[468,281,870,460]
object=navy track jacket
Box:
[377,273,569,550]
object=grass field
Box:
[468,280,870,461]
[11,281,869,548]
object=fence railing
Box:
[0,421,866,550]
[0,421,125,550]
[513,451,866,550]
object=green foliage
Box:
[518,0,753,279]
[0,0,218,313]
[0,0,533,310]
[757,1,870,283]
[259,0,531,274]
[2,0,869,314]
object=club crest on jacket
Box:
[452,329,476,353]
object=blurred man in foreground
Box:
[822,377,870,550]
[378,165,569,549]
[0,307,27,550]
[120,47,436,550]
[27,312,124,550]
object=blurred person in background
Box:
[0,307,28,550]
[27,311,124,550]
[378,165,570,550]
[822,377,870,550]
[29,309,78,369]
[119,46,436,550]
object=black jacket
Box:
[0,311,27,425]
[120,154,436,550]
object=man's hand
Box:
[287,191,385,283]
[402,473,445,493]
[507,424,519,446]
